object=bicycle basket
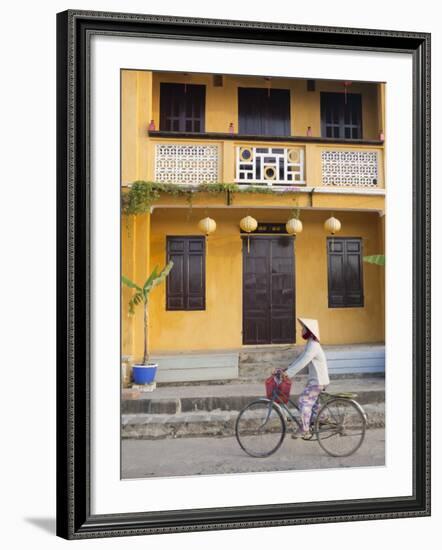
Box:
[265,373,292,404]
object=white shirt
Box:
[286,337,330,386]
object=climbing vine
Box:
[121,180,297,217]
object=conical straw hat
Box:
[298,317,320,341]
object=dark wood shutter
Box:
[166,237,205,310]
[160,83,205,133]
[327,238,364,308]
[320,92,362,139]
[238,88,291,136]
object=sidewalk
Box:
[122,375,385,439]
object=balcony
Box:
[150,132,384,189]
[154,143,220,185]
[235,145,305,186]
[321,150,379,188]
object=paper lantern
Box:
[240,215,258,234]
[198,217,217,236]
[240,215,258,253]
[324,216,342,235]
[286,218,303,235]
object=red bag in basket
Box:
[265,370,292,404]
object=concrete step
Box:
[122,403,385,440]
[155,371,385,386]
[239,345,385,379]
[239,348,301,364]
[122,377,385,414]
[239,361,296,380]
[151,351,239,383]
[239,366,385,381]
[137,345,385,385]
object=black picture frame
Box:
[56,10,431,540]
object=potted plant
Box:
[122,261,173,385]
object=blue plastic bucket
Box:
[132,364,158,385]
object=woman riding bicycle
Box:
[237,318,366,458]
[283,318,330,440]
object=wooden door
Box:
[242,236,295,345]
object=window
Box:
[327,238,364,308]
[166,237,206,310]
[320,92,362,139]
[160,83,205,132]
[238,87,291,136]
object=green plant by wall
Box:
[121,181,295,217]
[122,262,174,364]
[363,254,385,266]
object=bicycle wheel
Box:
[235,399,286,458]
[314,398,366,457]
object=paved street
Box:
[121,428,385,478]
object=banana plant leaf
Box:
[146,262,174,293]
[121,275,142,291]
[122,261,174,313]
[363,254,385,266]
[142,266,159,291]
[122,261,174,364]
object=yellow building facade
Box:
[121,70,385,369]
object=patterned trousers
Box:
[298,382,325,432]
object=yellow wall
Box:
[121,214,135,358]
[143,138,384,188]
[144,208,384,355]
[151,72,381,139]
[122,70,385,187]
[121,70,152,184]
[121,212,152,360]
[294,210,384,345]
[121,70,154,360]
[121,70,386,361]
[147,189,385,213]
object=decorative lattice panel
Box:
[155,144,219,185]
[235,146,305,185]
[321,151,379,187]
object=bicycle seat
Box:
[321,391,358,400]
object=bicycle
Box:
[235,380,367,458]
